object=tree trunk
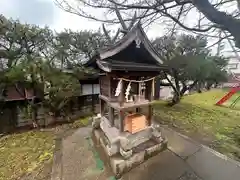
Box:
[164,71,182,106]
[206,82,213,90]
[31,103,39,128]
[196,82,202,93]
[168,80,198,106]
[168,92,180,106]
[188,80,198,92]
[180,82,188,96]
[193,0,240,48]
[173,70,180,94]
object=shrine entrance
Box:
[87,22,168,178]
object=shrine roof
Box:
[96,60,166,72]
[84,22,165,72]
[98,22,163,64]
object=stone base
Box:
[92,129,167,178]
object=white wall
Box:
[82,84,100,95]
[160,87,173,100]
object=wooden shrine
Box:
[90,22,167,178]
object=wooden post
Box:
[119,110,125,132]
[100,99,104,116]
[136,108,140,113]
[155,77,160,100]
[146,80,151,101]
[148,105,152,126]
[99,77,102,95]
[108,74,112,99]
[109,107,114,126]
[91,84,94,113]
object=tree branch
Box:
[192,0,240,47]
[158,8,216,32]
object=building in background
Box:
[224,56,240,87]
[227,56,240,74]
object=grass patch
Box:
[0,116,90,180]
[154,89,240,161]
[68,117,90,128]
[0,131,54,180]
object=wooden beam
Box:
[110,72,159,77]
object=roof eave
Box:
[96,60,112,72]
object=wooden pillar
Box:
[100,99,104,116]
[146,80,151,101]
[109,107,114,126]
[80,82,83,96]
[91,84,94,113]
[148,105,152,126]
[136,108,140,113]
[108,75,112,99]
[155,77,160,100]
[119,110,124,132]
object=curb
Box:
[162,125,240,167]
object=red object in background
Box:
[216,87,240,105]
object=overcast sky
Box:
[0,0,101,31]
[0,0,165,39]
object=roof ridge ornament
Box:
[135,37,141,48]
[135,30,141,48]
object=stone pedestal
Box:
[92,116,168,178]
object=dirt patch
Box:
[20,160,52,180]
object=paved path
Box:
[61,128,112,180]
[51,126,240,180]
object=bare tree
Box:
[55,0,240,53]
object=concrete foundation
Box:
[92,128,167,178]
